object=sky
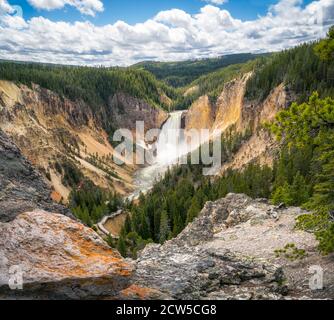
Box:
[0,0,333,66]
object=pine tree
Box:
[117,235,127,257]
[186,197,202,223]
[290,172,309,206]
[159,210,170,244]
[315,26,334,61]
[123,214,132,235]
[271,182,293,206]
[271,93,334,254]
[309,130,334,211]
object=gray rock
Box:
[133,194,334,300]
[0,130,72,222]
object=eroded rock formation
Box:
[183,73,295,172]
[133,194,334,300]
[0,129,70,222]
[0,210,133,300]
[109,92,168,140]
[183,95,215,132]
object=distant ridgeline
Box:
[0,62,176,110]
[132,53,265,87]
[1,43,333,114]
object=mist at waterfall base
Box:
[131,111,194,199]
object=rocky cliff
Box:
[0,81,168,201]
[184,73,295,172]
[0,129,70,222]
[0,131,133,299]
[183,95,215,132]
[212,72,252,132]
[0,210,134,300]
[132,194,334,300]
[109,92,168,141]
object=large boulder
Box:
[0,210,134,299]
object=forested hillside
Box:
[245,42,334,102]
[173,59,261,110]
[0,62,176,110]
[133,53,263,87]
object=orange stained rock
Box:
[120,285,162,300]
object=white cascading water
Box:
[130,111,188,199]
[155,111,187,165]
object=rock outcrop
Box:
[133,194,334,300]
[109,92,168,140]
[0,210,133,299]
[0,129,70,222]
[0,131,134,299]
[183,73,295,172]
[213,72,252,132]
[183,95,215,131]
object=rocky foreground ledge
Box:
[0,210,134,299]
[131,194,334,300]
[0,194,333,300]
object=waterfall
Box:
[130,111,186,199]
[155,111,186,165]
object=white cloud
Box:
[202,0,228,5]
[0,0,333,66]
[0,0,14,14]
[27,0,104,16]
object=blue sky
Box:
[13,0,314,25]
[0,0,332,65]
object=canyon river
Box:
[100,111,190,237]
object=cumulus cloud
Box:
[27,0,104,16]
[0,0,15,14]
[202,0,228,4]
[0,0,333,66]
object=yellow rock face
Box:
[213,72,252,132]
[184,95,215,132]
[0,81,135,201]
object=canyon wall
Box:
[0,129,71,222]
[184,73,294,171]
[109,92,168,140]
[183,95,215,131]
[0,81,168,201]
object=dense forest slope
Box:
[133,53,264,87]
